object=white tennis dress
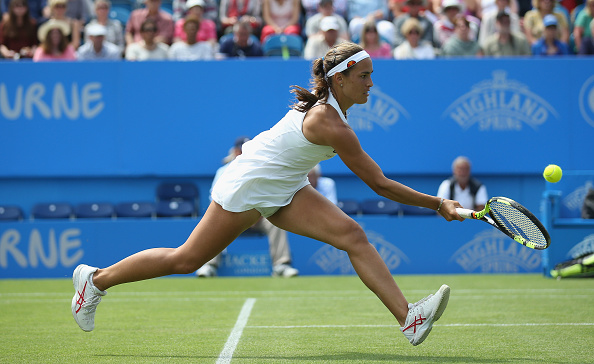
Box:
[211,93,348,217]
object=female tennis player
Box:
[72,42,463,346]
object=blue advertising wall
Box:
[540,171,594,276]
[0,216,543,278]
[1,58,593,278]
[2,59,594,177]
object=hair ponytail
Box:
[290,42,364,113]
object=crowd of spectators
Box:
[1,0,593,61]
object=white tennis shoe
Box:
[71,264,106,332]
[400,284,450,346]
[272,263,299,277]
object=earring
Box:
[340,84,343,87]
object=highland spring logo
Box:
[442,70,558,131]
[309,230,409,274]
[348,86,410,131]
[450,230,541,273]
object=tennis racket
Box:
[456,196,550,250]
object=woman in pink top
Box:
[173,0,217,43]
[260,0,301,43]
[33,19,76,61]
[359,19,393,58]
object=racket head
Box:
[487,197,551,250]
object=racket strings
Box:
[489,201,548,248]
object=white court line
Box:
[217,298,256,364]
[249,323,594,329]
[2,288,594,297]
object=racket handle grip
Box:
[456,208,476,219]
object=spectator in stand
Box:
[125,18,170,60]
[482,9,531,56]
[387,0,406,21]
[441,14,482,56]
[173,0,218,25]
[126,0,174,46]
[531,13,570,55]
[219,0,262,36]
[434,0,478,48]
[573,0,594,51]
[480,0,519,16]
[307,164,337,205]
[359,18,392,58]
[32,18,76,60]
[219,17,263,57]
[304,0,348,39]
[84,0,124,54]
[303,15,347,59]
[1,0,46,23]
[173,0,217,44]
[437,156,487,211]
[302,0,347,21]
[393,0,434,48]
[260,0,301,43]
[169,14,215,59]
[478,0,520,48]
[62,0,92,25]
[523,0,569,45]
[76,23,121,60]
[463,0,482,18]
[347,0,396,46]
[0,0,38,59]
[46,0,81,49]
[394,17,436,58]
[578,18,594,54]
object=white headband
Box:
[326,50,370,78]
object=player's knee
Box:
[336,220,368,251]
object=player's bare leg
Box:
[72,202,261,331]
[268,186,450,345]
[267,186,410,324]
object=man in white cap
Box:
[303,16,347,60]
[76,23,122,60]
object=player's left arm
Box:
[305,110,462,220]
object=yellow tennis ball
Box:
[543,164,562,183]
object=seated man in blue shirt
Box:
[219,17,263,58]
[531,14,569,56]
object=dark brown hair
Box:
[41,26,68,54]
[3,0,37,40]
[290,42,363,112]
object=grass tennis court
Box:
[1,274,593,363]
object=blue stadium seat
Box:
[156,182,198,201]
[156,200,194,217]
[156,181,199,215]
[263,34,304,57]
[75,203,115,219]
[400,204,436,216]
[109,0,134,11]
[109,6,131,25]
[0,205,24,221]
[115,202,155,218]
[219,33,261,48]
[337,199,360,215]
[32,203,73,219]
[360,199,401,215]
